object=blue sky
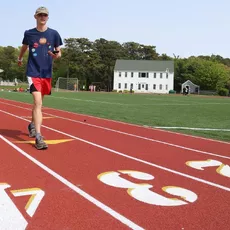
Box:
[1,0,229,58]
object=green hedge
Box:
[217,88,229,96]
[169,90,176,94]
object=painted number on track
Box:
[0,183,44,229]
[186,159,230,178]
[98,170,197,206]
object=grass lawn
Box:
[0,89,230,142]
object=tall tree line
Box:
[0,38,230,95]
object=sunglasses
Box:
[37,13,48,17]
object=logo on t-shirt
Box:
[33,43,39,48]
[39,37,47,45]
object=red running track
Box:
[1,98,229,154]
[0,99,230,229]
[0,136,128,230]
[1,100,229,187]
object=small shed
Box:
[181,80,200,94]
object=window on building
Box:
[166,68,169,79]
[145,84,148,90]
[138,84,141,90]
[153,84,156,89]
[160,84,162,90]
[166,85,168,90]
[160,73,163,78]
[118,83,121,89]
[125,72,127,77]
[125,83,127,89]
[130,83,133,89]
[119,72,121,77]
[131,72,133,77]
[154,73,156,78]
[138,72,149,78]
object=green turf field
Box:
[0,89,230,142]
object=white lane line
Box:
[0,134,143,230]
[0,109,230,192]
[0,101,229,160]
[152,126,230,132]
[1,98,230,145]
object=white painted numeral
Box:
[0,183,28,229]
[98,170,197,206]
[11,188,45,217]
[186,159,230,178]
[0,183,45,229]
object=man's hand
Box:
[48,50,61,59]
[18,44,28,67]
[18,58,23,67]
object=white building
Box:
[113,60,174,93]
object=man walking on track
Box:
[18,6,63,150]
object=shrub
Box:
[169,89,176,94]
[217,88,229,96]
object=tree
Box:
[1,37,230,94]
[0,46,17,80]
[94,38,125,91]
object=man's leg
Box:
[27,77,36,137]
[29,94,44,133]
[32,92,48,150]
[27,76,48,150]
[32,91,43,137]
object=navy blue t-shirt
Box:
[22,27,63,78]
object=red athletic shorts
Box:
[27,77,52,95]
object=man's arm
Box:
[18,44,28,66]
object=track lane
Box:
[0,108,230,229]
[0,102,229,190]
[44,115,230,188]
[1,98,229,155]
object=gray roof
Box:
[114,59,174,72]
[182,80,199,87]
